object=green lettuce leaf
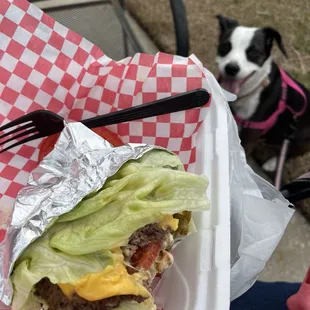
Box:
[11,228,113,310]
[50,168,209,255]
[57,149,184,223]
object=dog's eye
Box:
[247,48,260,60]
[218,42,232,56]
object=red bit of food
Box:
[131,240,162,270]
[38,127,123,162]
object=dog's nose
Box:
[225,63,240,77]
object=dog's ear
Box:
[263,27,288,58]
[216,15,239,34]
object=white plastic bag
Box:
[205,70,294,301]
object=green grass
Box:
[291,71,310,88]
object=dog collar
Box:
[236,78,270,100]
[234,69,308,134]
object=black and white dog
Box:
[216,15,310,171]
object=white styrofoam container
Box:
[154,97,231,310]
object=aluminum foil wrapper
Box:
[0,122,163,306]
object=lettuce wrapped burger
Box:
[10,150,210,310]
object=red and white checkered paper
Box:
[0,0,211,262]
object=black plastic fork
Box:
[0,89,210,154]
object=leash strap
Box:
[274,139,290,190]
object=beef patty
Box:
[35,278,146,310]
[122,223,170,261]
[35,224,174,310]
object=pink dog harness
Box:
[234,69,308,134]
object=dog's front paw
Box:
[262,156,278,172]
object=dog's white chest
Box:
[232,91,261,119]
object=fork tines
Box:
[0,114,39,154]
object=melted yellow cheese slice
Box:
[58,252,149,301]
[58,283,75,297]
[57,215,179,302]
[159,215,179,231]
